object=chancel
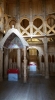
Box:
[0,0,55,100]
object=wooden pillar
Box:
[15,0,20,31]
[29,21,33,37]
[4,50,8,79]
[43,15,49,78]
[29,0,33,37]
[17,48,21,77]
[0,1,4,31]
[17,49,20,68]
[29,0,32,19]
[16,0,20,20]
[43,37,49,78]
[39,55,42,74]
[42,0,46,19]
[23,46,27,83]
[0,50,3,81]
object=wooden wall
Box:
[4,0,55,17]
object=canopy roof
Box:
[0,26,29,49]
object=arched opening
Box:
[47,16,55,35]
[47,16,55,27]
[1,27,29,81]
[27,47,40,77]
[9,19,16,28]
[20,19,29,28]
[4,33,23,49]
[3,33,23,80]
[33,18,43,28]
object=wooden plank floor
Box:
[0,76,55,100]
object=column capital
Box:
[43,37,48,44]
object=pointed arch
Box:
[0,27,29,48]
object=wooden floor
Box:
[0,76,55,100]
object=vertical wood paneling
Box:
[32,0,43,15]
[46,0,55,14]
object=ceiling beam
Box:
[23,34,55,38]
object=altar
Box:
[7,69,19,81]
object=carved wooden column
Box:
[39,55,42,74]
[29,0,33,37]
[43,17,49,78]
[42,0,46,19]
[16,0,20,20]
[0,1,4,31]
[4,49,9,79]
[23,46,27,83]
[0,50,3,81]
[29,0,32,19]
[15,0,20,31]
[43,37,49,78]
[17,48,21,78]
[17,49,20,68]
